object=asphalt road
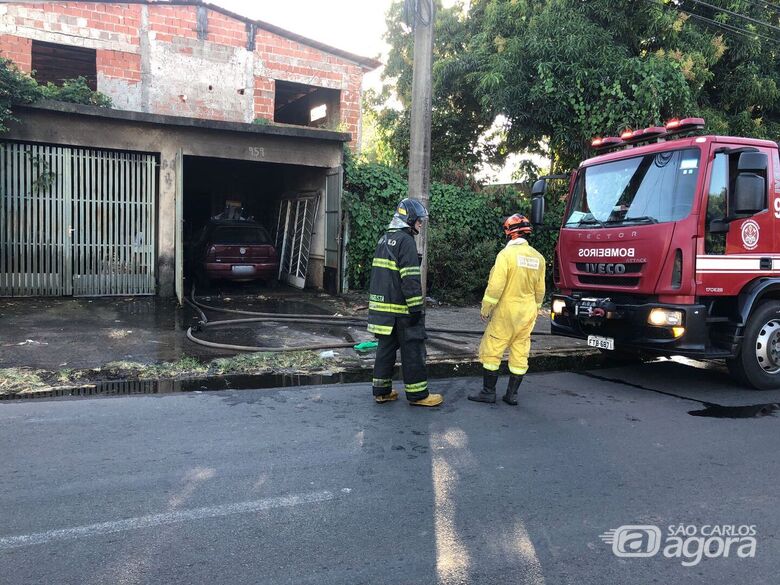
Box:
[1,360,778,585]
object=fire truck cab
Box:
[533,118,780,389]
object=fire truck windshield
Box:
[564,147,701,228]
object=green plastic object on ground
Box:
[353,341,379,353]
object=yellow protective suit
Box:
[478,238,546,376]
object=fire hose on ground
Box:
[184,287,550,354]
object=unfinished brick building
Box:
[0,0,378,140]
[0,1,380,298]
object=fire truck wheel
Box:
[728,301,780,390]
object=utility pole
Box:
[407,0,435,297]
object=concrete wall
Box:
[0,2,368,145]
[5,106,345,296]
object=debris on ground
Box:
[0,351,337,396]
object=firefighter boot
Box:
[375,390,399,404]
[502,375,523,406]
[468,371,498,404]
[409,393,444,407]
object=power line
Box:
[685,0,780,34]
[684,9,777,41]
[738,0,780,15]
[643,0,776,42]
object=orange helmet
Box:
[503,214,532,239]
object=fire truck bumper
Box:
[549,294,736,359]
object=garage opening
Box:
[182,156,338,293]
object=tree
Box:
[373,0,503,181]
[372,0,780,176]
[469,0,780,169]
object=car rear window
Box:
[212,226,271,245]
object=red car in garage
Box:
[193,219,279,285]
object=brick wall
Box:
[0,2,370,145]
[253,76,275,121]
[0,33,31,72]
[96,49,141,83]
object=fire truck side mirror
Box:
[733,152,768,215]
[734,175,766,215]
[531,180,547,226]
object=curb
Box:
[0,348,602,401]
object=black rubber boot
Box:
[468,371,498,403]
[502,375,523,406]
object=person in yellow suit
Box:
[469,214,545,405]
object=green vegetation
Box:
[0,57,40,132]
[344,153,535,304]
[0,57,111,132]
[0,352,333,395]
[40,76,112,107]
[0,368,47,394]
[370,0,780,174]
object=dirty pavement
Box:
[0,283,591,395]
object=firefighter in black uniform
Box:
[368,198,443,407]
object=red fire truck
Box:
[531,118,780,389]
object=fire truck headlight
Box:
[648,308,684,327]
[552,299,566,315]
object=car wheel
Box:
[728,300,780,390]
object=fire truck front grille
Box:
[575,263,643,274]
[573,262,644,287]
[577,275,640,287]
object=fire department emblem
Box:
[741,220,760,250]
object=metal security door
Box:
[0,141,157,297]
[275,194,319,289]
[0,143,71,296]
[72,149,157,296]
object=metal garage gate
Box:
[275,194,319,289]
[0,142,156,297]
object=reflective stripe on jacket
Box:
[367,228,423,335]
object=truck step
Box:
[705,316,731,323]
